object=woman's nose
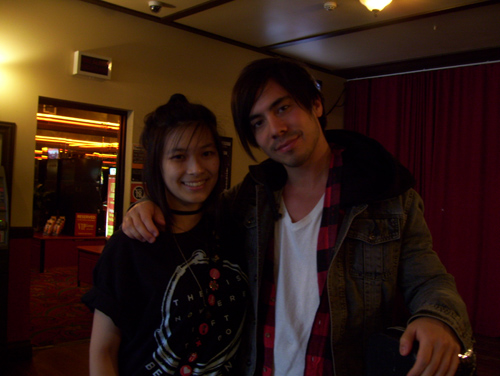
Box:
[186,157,203,174]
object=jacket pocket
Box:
[345,218,401,280]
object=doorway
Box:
[30,97,128,346]
[33,97,127,237]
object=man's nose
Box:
[268,115,288,137]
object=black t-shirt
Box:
[82,219,248,376]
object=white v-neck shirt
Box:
[272,194,325,376]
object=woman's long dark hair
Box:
[140,94,223,231]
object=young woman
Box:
[83,94,248,376]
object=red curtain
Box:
[343,62,500,337]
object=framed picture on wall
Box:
[220,137,232,190]
[0,121,16,209]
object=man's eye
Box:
[251,119,263,129]
[277,105,290,114]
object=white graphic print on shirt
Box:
[144,250,247,376]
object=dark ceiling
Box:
[81,0,500,79]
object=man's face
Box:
[248,80,324,168]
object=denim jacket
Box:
[221,130,474,376]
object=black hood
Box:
[248,129,415,209]
[332,129,415,208]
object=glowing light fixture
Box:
[36,113,120,131]
[360,0,392,13]
[35,135,119,149]
[85,152,117,159]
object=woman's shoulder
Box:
[102,228,169,258]
[107,228,169,245]
[105,228,138,249]
[95,230,172,279]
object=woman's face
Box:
[161,125,220,212]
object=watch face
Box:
[457,349,476,376]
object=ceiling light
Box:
[324,2,337,11]
[360,0,392,13]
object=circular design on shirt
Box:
[208,294,216,306]
[199,323,209,335]
[151,249,248,375]
[210,268,221,279]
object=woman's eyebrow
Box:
[168,141,215,153]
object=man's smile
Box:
[274,135,299,153]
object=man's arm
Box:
[122,200,165,243]
[122,182,244,242]
[89,309,122,376]
[397,189,474,375]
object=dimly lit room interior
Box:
[1,0,499,374]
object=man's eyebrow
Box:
[249,95,291,121]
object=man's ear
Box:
[312,97,323,118]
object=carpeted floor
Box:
[23,267,500,375]
[30,266,93,347]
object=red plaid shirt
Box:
[258,147,343,375]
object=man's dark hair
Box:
[140,94,223,230]
[231,57,326,160]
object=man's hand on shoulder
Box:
[122,200,165,243]
[400,317,460,376]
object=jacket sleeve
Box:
[398,189,474,352]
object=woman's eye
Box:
[170,154,185,161]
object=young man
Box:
[122,58,475,376]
